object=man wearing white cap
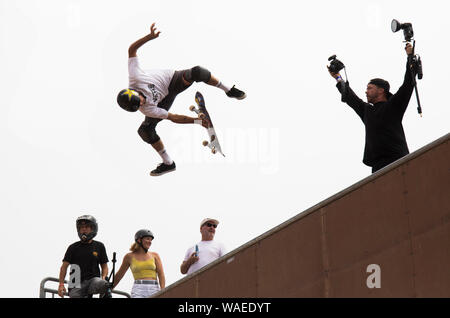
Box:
[180,218,226,275]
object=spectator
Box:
[181,218,226,275]
[58,215,110,298]
[113,229,165,298]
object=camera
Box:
[391,19,423,80]
[391,19,414,42]
[328,55,345,74]
[392,19,423,115]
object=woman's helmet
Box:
[117,89,141,112]
[134,229,154,253]
[135,229,154,242]
[76,215,98,242]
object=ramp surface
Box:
[156,133,450,297]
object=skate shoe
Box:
[226,85,246,100]
[150,161,176,176]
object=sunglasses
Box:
[204,222,217,228]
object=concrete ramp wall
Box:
[156,133,450,298]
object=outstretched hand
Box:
[405,42,413,55]
[327,66,340,79]
[149,22,161,40]
[128,23,161,57]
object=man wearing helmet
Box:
[117,23,246,176]
[57,215,110,298]
[112,229,165,298]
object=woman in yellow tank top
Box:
[112,229,165,298]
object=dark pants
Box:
[68,277,109,298]
[138,69,192,145]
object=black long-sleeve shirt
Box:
[336,60,415,167]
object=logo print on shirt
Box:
[92,251,98,257]
[148,84,160,103]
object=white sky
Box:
[0,0,448,298]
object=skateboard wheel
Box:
[199,113,205,119]
[189,105,195,112]
[202,140,209,147]
[212,148,217,154]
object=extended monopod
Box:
[392,19,424,116]
[103,252,117,298]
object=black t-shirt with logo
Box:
[63,240,109,282]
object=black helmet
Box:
[76,215,98,242]
[135,229,154,242]
[117,88,141,112]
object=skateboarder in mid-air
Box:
[117,23,246,176]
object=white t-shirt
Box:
[128,57,175,119]
[183,240,227,275]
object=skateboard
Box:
[189,91,225,157]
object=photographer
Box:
[328,43,415,173]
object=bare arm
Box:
[167,113,198,124]
[153,253,166,289]
[58,261,70,297]
[112,254,131,289]
[100,263,109,280]
[168,113,208,128]
[128,23,161,58]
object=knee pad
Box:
[138,125,160,144]
[184,66,211,83]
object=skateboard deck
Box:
[189,91,225,157]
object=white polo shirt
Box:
[128,57,175,119]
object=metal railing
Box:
[40,277,130,298]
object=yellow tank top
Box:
[130,257,157,280]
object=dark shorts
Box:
[138,69,192,144]
[68,277,109,298]
[145,69,191,123]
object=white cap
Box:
[200,218,219,228]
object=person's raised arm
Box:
[328,67,366,121]
[389,42,415,112]
[128,23,161,58]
